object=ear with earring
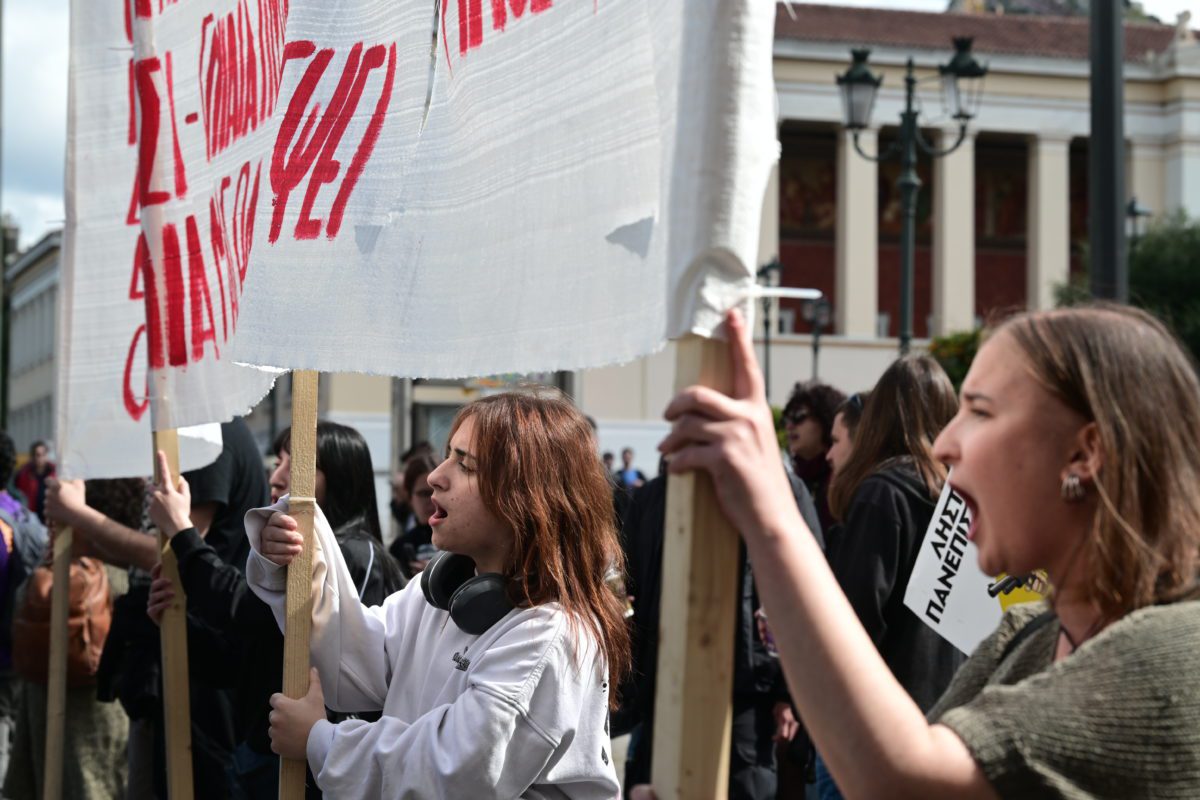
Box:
[1061,473,1087,502]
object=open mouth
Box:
[951,482,980,541]
[430,498,449,526]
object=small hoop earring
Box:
[1061,473,1086,503]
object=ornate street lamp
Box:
[837,39,987,355]
[940,37,988,122]
[837,49,882,132]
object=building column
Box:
[1163,136,1200,216]
[1026,134,1071,311]
[836,127,878,337]
[932,128,976,335]
[1128,137,1166,221]
[758,161,781,340]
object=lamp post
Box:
[1126,197,1152,256]
[837,39,987,356]
[757,259,781,396]
[802,297,832,380]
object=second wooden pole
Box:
[153,428,195,800]
[279,370,319,798]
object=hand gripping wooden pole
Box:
[279,370,319,798]
[41,526,72,800]
[651,335,740,799]
[153,428,195,799]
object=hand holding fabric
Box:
[261,511,303,566]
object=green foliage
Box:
[1054,272,1091,308]
[1128,213,1200,364]
[928,328,983,391]
[1054,212,1200,364]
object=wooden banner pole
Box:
[41,526,72,800]
[153,428,194,800]
[650,335,740,798]
[279,370,319,798]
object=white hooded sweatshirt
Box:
[244,499,620,799]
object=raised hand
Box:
[658,309,801,540]
[149,450,193,538]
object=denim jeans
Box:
[814,752,845,800]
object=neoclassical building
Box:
[13,4,1200,482]
[575,3,1200,465]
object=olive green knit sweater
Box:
[928,600,1200,799]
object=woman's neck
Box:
[1052,586,1107,660]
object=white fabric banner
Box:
[903,476,1003,656]
[224,0,778,377]
[58,0,282,478]
[60,0,775,469]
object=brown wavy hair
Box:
[828,356,958,521]
[448,390,630,707]
[998,304,1200,618]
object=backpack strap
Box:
[998,610,1056,665]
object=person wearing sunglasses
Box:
[781,381,846,533]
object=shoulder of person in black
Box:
[182,417,270,569]
[830,457,966,712]
[333,515,407,606]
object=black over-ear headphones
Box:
[420,551,515,635]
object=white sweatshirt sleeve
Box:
[243,496,400,712]
[305,613,604,799]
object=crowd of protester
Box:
[0,302,1198,798]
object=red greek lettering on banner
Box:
[127,53,188,225]
[186,215,220,360]
[442,0,553,67]
[199,0,288,162]
[268,40,397,243]
[123,325,149,421]
[123,246,150,420]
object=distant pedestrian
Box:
[14,441,56,523]
[618,448,646,491]
[781,382,845,533]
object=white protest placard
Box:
[69,0,774,397]
[903,476,1004,655]
[223,0,777,377]
[60,0,282,457]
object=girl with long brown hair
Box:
[245,391,629,798]
[814,356,961,799]
[653,305,1200,799]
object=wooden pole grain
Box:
[650,336,740,799]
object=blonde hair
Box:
[997,304,1200,618]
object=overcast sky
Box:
[2,0,1196,249]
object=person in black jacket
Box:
[619,468,823,800]
[148,420,405,798]
[49,417,267,800]
[814,355,963,800]
[267,422,406,600]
